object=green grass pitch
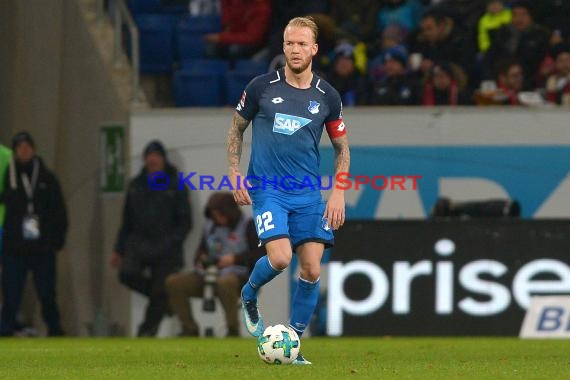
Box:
[2,337,570,379]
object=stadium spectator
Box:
[204,0,271,60]
[326,43,369,106]
[377,0,424,35]
[528,30,570,87]
[369,47,421,105]
[0,132,67,337]
[368,24,409,72]
[477,0,511,53]
[434,0,487,33]
[165,192,264,337]
[422,61,471,105]
[368,24,409,83]
[474,60,530,105]
[545,44,570,106]
[415,9,476,82]
[496,61,526,105]
[483,1,550,87]
[330,0,380,44]
[110,140,192,337]
[381,24,408,52]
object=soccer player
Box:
[226,16,350,365]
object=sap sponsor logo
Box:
[326,238,570,336]
[520,296,570,338]
[273,113,312,135]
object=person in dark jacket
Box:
[545,43,570,105]
[422,61,471,106]
[483,0,550,87]
[0,132,68,337]
[369,47,421,105]
[110,140,192,337]
[415,9,476,82]
[165,192,265,337]
[326,43,369,106]
[204,0,272,59]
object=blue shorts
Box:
[251,191,334,250]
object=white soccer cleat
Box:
[292,352,312,365]
[241,291,264,337]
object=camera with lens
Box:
[202,237,222,312]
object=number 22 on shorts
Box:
[256,211,275,235]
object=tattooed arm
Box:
[227,112,252,205]
[331,135,350,183]
[324,134,350,230]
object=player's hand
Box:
[324,188,345,230]
[229,169,252,206]
[195,253,208,270]
[110,251,122,269]
[217,254,236,269]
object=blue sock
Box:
[241,256,281,301]
[289,277,320,337]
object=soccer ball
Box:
[257,324,300,364]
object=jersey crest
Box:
[308,100,320,114]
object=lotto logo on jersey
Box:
[236,91,246,111]
[273,113,312,135]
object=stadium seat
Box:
[180,58,230,73]
[127,0,161,14]
[173,70,224,106]
[176,16,221,60]
[160,0,188,14]
[225,69,260,106]
[234,59,268,74]
[178,15,221,33]
[135,14,178,73]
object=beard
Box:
[286,56,312,74]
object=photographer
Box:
[165,192,265,337]
[110,140,192,337]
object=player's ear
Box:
[312,43,318,57]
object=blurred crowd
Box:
[196,0,570,106]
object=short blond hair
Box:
[285,16,318,43]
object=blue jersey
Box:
[236,68,346,197]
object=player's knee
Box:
[299,267,320,283]
[268,255,290,271]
